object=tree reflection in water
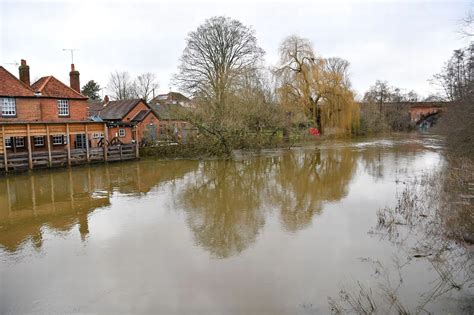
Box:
[271,148,357,232]
[179,146,359,258]
[179,160,268,259]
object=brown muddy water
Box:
[0,135,462,314]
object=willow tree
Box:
[276,35,359,135]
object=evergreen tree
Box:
[81,80,102,101]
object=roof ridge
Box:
[37,76,53,92]
[0,66,35,93]
[33,75,87,99]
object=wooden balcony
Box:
[0,121,139,174]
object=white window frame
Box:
[118,129,126,137]
[57,99,69,116]
[15,137,25,148]
[4,138,12,148]
[93,133,103,139]
[34,136,45,147]
[52,135,65,145]
[2,98,16,117]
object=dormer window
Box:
[1,98,16,117]
[57,100,69,116]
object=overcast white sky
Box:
[0,0,471,98]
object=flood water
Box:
[0,135,457,314]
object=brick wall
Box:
[408,107,443,122]
[107,126,134,143]
[123,101,148,122]
[136,113,159,142]
[0,97,88,122]
[0,98,41,122]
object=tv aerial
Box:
[63,48,79,64]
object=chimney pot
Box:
[19,59,30,86]
[103,95,109,106]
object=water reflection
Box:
[178,147,360,258]
[0,160,199,252]
[0,136,437,258]
[179,160,268,258]
[271,148,357,232]
[0,136,448,314]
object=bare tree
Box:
[432,44,473,101]
[135,72,159,102]
[173,16,264,107]
[172,16,268,154]
[363,80,393,107]
[107,71,137,100]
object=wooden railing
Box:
[0,144,138,174]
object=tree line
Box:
[81,72,159,102]
[170,16,362,154]
[81,15,471,156]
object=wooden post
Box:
[134,127,139,159]
[26,124,33,170]
[46,125,52,167]
[119,145,123,161]
[50,173,56,212]
[2,125,8,173]
[68,169,74,209]
[6,178,12,215]
[30,176,37,216]
[103,124,108,162]
[66,123,71,166]
[85,124,90,163]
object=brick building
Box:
[0,60,118,172]
[88,98,160,145]
[149,92,195,142]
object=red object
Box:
[309,127,320,136]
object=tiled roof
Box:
[99,99,142,120]
[31,76,87,99]
[131,109,151,122]
[150,103,186,120]
[87,100,105,117]
[149,91,190,105]
[0,66,35,97]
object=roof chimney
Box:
[19,59,30,86]
[103,95,109,106]
[69,64,80,93]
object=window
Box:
[52,135,66,145]
[57,100,69,116]
[93,133,103,139]
[34,136,44,147]
[119,129,126,137]
[5,138,12,148]
[15,137,25,148]
[2,98,16,116]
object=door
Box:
[75,134,87,149]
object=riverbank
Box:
[139,131,429,160]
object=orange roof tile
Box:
[0,66,35,97]
[31,76,87,99]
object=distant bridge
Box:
[403,102,446,125]
[358,101,449,128]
